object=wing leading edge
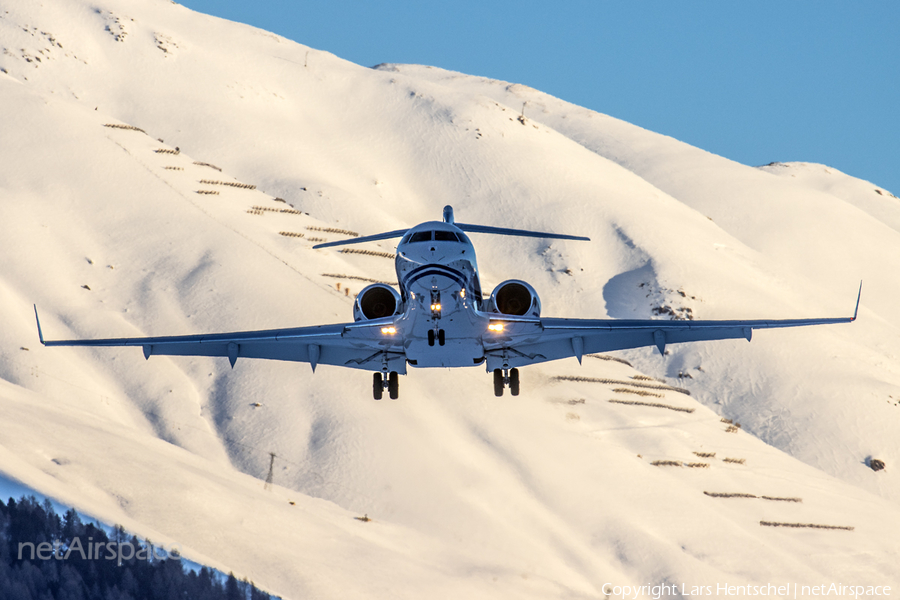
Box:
[34,307,408,374]
[35,285,860,375]
[484,283,861,368]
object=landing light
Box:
[381,327,397,335]
[431,303,442,311]
[460,288,466,298]
[488,323,504,333]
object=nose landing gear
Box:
[492,368,520,397]
[373,371,399,400]
[427,329,446,346]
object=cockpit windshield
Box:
[403,230,467,244]
[408,231,432,243]
[434,231,459,242]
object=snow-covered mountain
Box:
[1,0,898,597]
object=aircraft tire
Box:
[509,368,520,396]
[388,371,399,399]
[373,373,383,400]
[493,369,504,397]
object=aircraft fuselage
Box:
[393,221,489,368]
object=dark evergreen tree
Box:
[0,496,278,600]
[224,572,241,600]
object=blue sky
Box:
[178,1,899,194]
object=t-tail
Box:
[312,205,590,249]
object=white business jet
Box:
[36,206,859,399]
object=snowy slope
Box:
[1,0,899,597]
[376,64,900,503]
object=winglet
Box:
[851,281,862,321]
[34,305,46,345]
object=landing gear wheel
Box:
[493,369,504,397]
[428,330,435,346]
[509,368,520,396]
[373,373,383,400]
[438,329,445,346]
[388,371,399,399]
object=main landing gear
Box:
[373,371,399,400]
[492,368,519,397]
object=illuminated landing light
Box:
[488,323,504,333]
[460,288,466,299]
[431,303,442,311]
[381,326,397,335]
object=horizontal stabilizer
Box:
[313,206,589,249]
[312,228,408,250]
[456,223,590,242]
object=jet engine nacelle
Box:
[488,280,541,317]
[354,284,402,321]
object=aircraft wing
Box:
[34,307,409,374]
[483,286,861,368]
